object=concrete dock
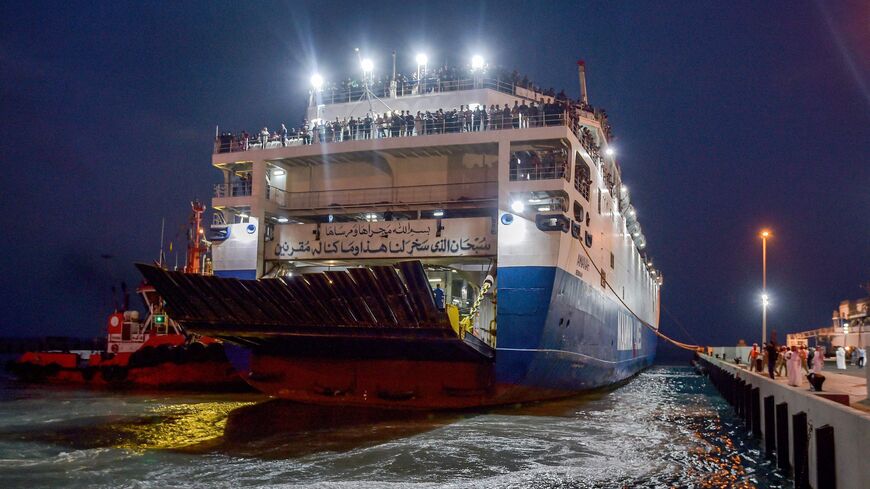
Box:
[698,353,870,489]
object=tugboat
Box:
[8,202,248,391]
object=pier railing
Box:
[267,181,497,210]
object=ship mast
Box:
[183,200,207,274]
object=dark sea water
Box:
[0,365,792,488]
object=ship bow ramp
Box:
[135,261,494,364]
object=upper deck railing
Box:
[313,77,519,105]
[214,112,602,160]
[267,181,497,211]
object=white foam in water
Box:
[0,367,790,488]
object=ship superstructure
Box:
[140,58,663,408]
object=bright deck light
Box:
[276,217,289,223]
[272,168,286,176]
[511,200,525,213]
[433,209,444,217]
[471,55,484,70]
[605,147,615,156]
[416,53,428,65]
[762,294,770,306]
[310,73,324,89]
[361,58,374,73]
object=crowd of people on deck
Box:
[214,63,613,155]
[745,341,865,389]
[319,64,581,103]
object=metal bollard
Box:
[743,382,753,429]
[751,387,761,437]
[776,402,790,473]
[792,412,809,489]
[764,396,776,455]
[815,424,836,489]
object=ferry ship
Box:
[138,57,663,408]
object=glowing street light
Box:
[510,200,525,213]
[361,58,374,73]
[760,229,772,344]
[416,53,428,84]
[471,54,485,70]
[310,73,324,90]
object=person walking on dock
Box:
[836,346,847,370]
[859,347,866,368]
[786,346,802,387]
[800,345,809,374]
[749,343,759,372]
[775,346,788,377]
[812,346,824,374]
[765,341,778,379]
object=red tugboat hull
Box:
[8,350,250,392]
[9,345,248,391]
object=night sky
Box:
[1,1,867,347]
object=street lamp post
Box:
[763,232,767,344]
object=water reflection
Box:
[0,367,792,488]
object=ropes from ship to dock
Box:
[576,238,702,352]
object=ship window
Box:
[597,188,601,214]
[574,154,591,201]
[610,252,615,269]
[573,201,584,222]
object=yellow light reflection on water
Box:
[114,401,255,452]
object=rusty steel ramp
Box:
[135,261,494,362]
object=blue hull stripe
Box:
[495,266,657,391]
[215,269,257,280]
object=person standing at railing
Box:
[502,104,511,130]
[487,105,497,130]
[404,111,414,137]
[348,117,357,141]
[511,101,520,129]
[374,114,384,138]
[391,113,401,138]
[281,124,288,147]
[529,102,540,127]
[458,106,467,133]
[259,127,269,148]
[301,120,310,145]
[363,115,372,140]
[530,152,542,180]
[519,101,529,128]
[414,110,423,136]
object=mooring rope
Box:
[576,236,701,351]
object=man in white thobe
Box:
[836,347,847,370]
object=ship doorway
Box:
[423,262,496,347]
